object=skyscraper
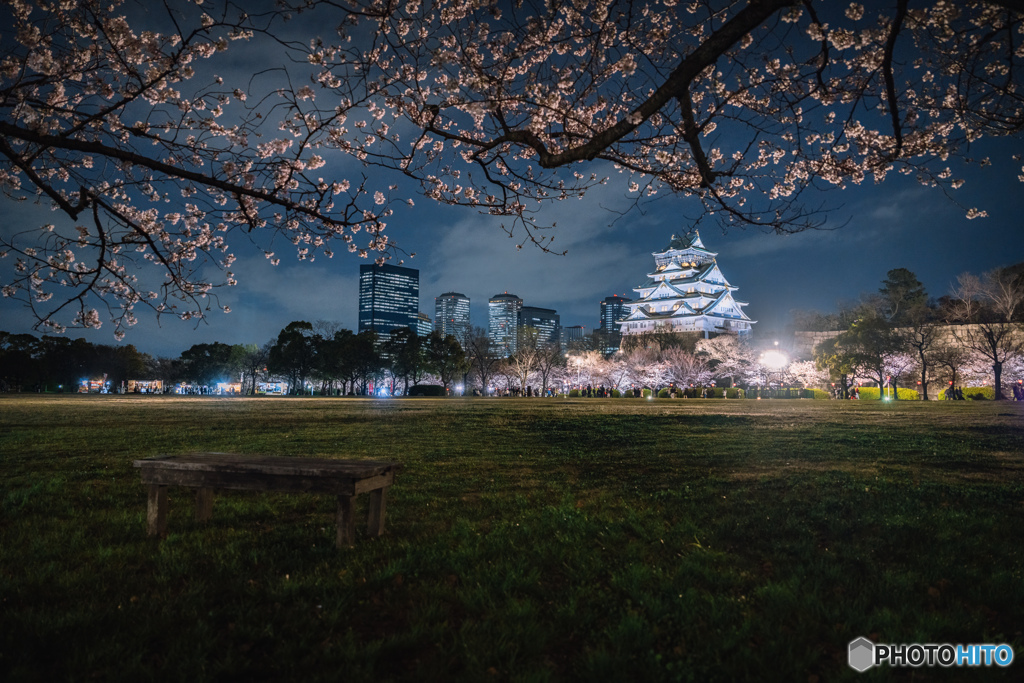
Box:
[488,292,522,356]
[520,305,560,349]
[434,292,471,342]
[561,325,586,353]
[600,294,631,354]
[415,311,433,338]
[358,263,419,343]
[600,294,632,334]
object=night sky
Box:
[4,154,1021,358]
[2,5,1023,358]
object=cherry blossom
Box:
[2,0,1022,337]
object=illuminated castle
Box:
[619,231,755,338]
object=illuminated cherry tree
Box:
[0,0,393,337]
[3,0,1023,336]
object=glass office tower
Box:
[358,263,420,343]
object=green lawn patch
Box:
[1,396,1022,681]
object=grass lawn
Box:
[1,395,1022,682]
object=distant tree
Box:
[463,327,502,394]
[832,314,907,399]
[347,330,382,395]
[314,329,348,395]
[878,268,928,324]
[238,342,272,395]
[180,342,238,386]
[383,328,425,395]
[786,360,829,389]
[662,347,713,389]
[508,327,542,394]
[695,334,756,387]
[929,339,974,393]
[268,321,317,394]
[814,335,854,398]
[623,347,669,394]
[565,349,603,390]
[896,304,941,400]
[493,357,522,395]
[791,304,863,333]
[97,343,150,388]
[948,267,1024,399]
[36,335,91,390]
[308,320,345,394]
[621,327,702,354]
[532,342,565,395]
[602,354,633,394]
[424,331,468,394]
[148,356,185,391]
[0,332,42,391]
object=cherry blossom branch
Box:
[0,121,357,230]
[881,0,909,159]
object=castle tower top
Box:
[654,230,717,270]
[621,229,754,338]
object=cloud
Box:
[227,254,358,320]
[412,193,651,328]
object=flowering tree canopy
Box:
[3,0,1023,336]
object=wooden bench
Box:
[133,453,402,548]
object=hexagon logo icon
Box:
[848,637,875,672]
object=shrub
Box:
[569,389,581,398]
[408,384,445,397]
[658,388,671,398]
[642,388,653,398]
[939,386,996,400]
[964,387,996,400]
[611,389,621,398]
[726,388,743,399]
[856,386,919,401]
[802,388,831,400]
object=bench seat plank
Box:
[133,453,401,548]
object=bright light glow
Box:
[761,350,788,370]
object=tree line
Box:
[0,321,468,396]
[3,264,1022,398]
[811,265,1024,399]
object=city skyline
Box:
[2,182,1022,359]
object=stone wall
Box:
[792,330,840,358]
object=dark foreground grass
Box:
[1,396,1022,682]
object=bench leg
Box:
[366,487,388,537]
[147,485,168,536]
[195,487,214,522]
[336,495,356,548]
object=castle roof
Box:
[655,230,717,258]
[619,229,756,333]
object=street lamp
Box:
[760,348,788,397]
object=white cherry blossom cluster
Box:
[2,0,1021,337]
[1,0,394,337]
